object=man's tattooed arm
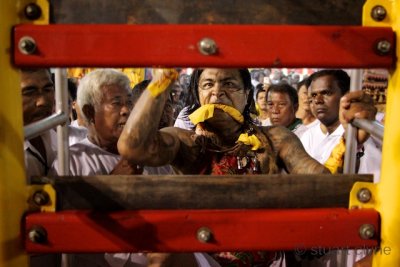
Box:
[265,126,330,174]
[118,75,182,167]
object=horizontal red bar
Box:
[25,209,379,253]
[13,24,394,68]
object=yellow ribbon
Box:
[147,69,179,97]
[188,104,244,125]
[237,133,262,151]
[189,104,260,150]
[324,137,346,174]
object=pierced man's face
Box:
[198,68,248,114]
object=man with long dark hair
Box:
[119,68,327,176]
[118,68,330,266]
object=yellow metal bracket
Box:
[349,182,377,210]
[0,0,49,266]
[363,0,393,27]
[16,0,49,24]
[27,184,56,212]
[363,0,400,266]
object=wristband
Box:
[147,69,178,97]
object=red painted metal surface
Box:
[13,24,394,68]
[25,208,379,253]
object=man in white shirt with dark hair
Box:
[299,69,381,267]
[21,68,58,179]
[300,69,381,178]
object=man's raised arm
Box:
[118,69,180,167]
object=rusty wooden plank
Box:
[52,0,365,25]
[30,174,373,210]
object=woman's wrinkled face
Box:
[94,84,133,143]
[298,84,310,112]
[256,91,268,111]
[198,69,248,113]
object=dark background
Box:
[51,0,365,25]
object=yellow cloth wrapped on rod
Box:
[237,133,262,151]
[189,104,244,125]
[324,137,346,174]
[147,69,179,97]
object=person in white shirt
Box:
[299,69,380,267]
[52,69,207,267]
[51,69,144,267]
[52,69,141,176]
[300,69,381,177]
[20,68,62,267]
[254,84,271,126]
[295,78,317,128]
[64,77,88,145]
[66,78,87,129]
[266,83,308,138]
[174,106,195,130]
[21,68,58,178]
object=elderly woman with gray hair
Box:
[51,68,140,176]
[50,68,211,267]
[51,69,144,266]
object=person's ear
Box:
[294,103,299,113]
[82,104,95,124]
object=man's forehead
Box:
[257,91,267,97]
[268,91,290,100]
[299,84,308,92]
[309,75,338,91]
[101,84,131,98]
[200,69,241,80]
[20,70,52,87]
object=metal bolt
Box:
[24,3,42,20]
[197,227,213,243]
[198,38,218,55]
[359,224,375,240]
[371,5,387,22]
[28,226,47,243]
[32,190,50,206]
[357,188,372,203]
[18,36,37,55]
[375,40,391,55]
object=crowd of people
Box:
[21,66,382,267]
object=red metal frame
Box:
[16,24,385,254]
[14,24,394,68]
[25,208,379,253]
